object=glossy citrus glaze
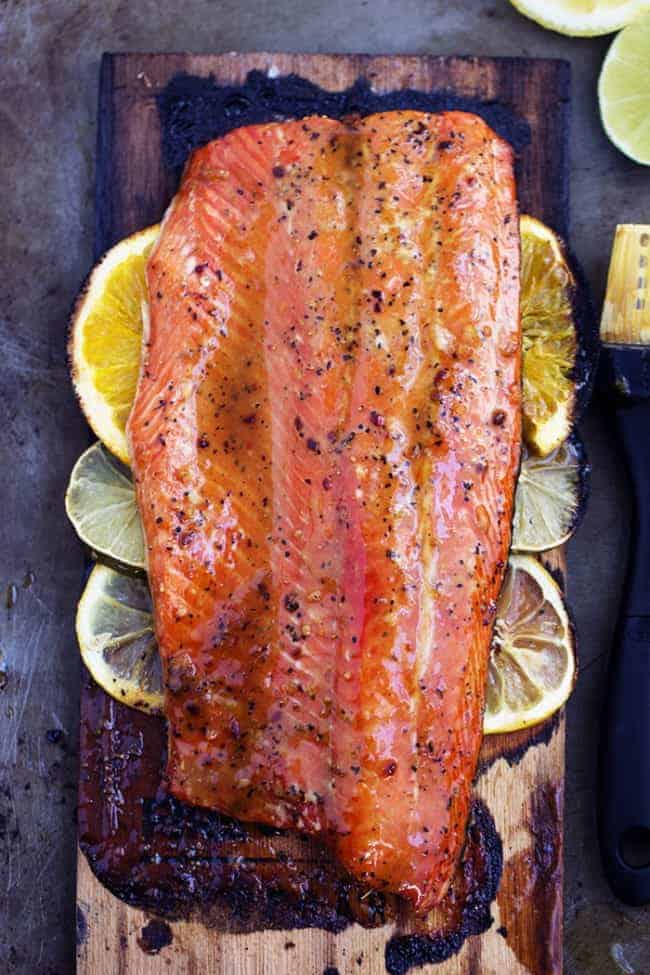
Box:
[127,110,520,913]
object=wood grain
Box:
[77,718,564,975]
[78,52,571,975]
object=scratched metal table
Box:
[1,1,649,972]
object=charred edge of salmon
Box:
[157,70,531,170]
[79,678,503,939]
[384,800,503,975]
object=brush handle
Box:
[599,399,650,905]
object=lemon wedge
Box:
[68,225,159,465]
[484,554,575,734]
[510,0,650,36]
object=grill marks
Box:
[127,110,520,914]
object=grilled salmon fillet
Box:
[127,110,521,914]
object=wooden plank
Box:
[77,52,571,975]
[77,719,564,975]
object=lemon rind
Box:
[68,225,160,465]
[510,0,650,37]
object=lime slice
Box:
[512,435,590,553]
[68,225,160,464]
[510,0,650,36]
[76,563,162,713]
[65,442,145,570]
[599,16,650,165]
[484,554,575,734]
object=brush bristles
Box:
[601,224,650,346]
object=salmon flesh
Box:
[127,111,521,914]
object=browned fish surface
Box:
[128,110,520,912]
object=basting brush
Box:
[598,224,650,906]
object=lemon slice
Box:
[484,554,575,734]
[521,215,578,457]
[65,442,145,570]
[510,0,650,36]
[69,225,159,465]
[512,435,590,553]
[76,563,163,713]
[599,16,650,165]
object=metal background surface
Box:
[0,1,649,972]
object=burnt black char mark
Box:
[78,677,502,946]
[158,70,530,172]
[385,800,503,974]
